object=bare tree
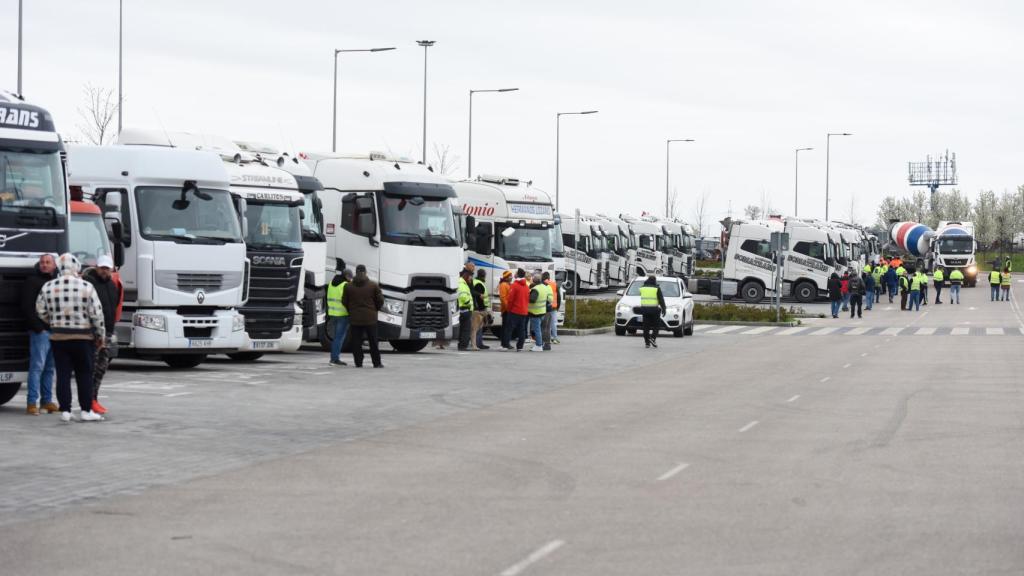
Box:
[76,84,119,145]
[743,204,762,220]
[431,143,461,176]
[667,187,680,219]
[692,191,710,237]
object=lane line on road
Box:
[656,463,690,481]
[787,395,800,403]
[914,327,936,335]
[820,376,830,383]
[809,327,839,336]
[500,540,566,576]
[860,352,868,357]
[950,327,970,335]
[880,327,903,336]
[842,363,851,369]
[776,326,809,336]
[846,327,871,335]
[741,326,775,335]
[693,324,715,331]
[707,325,743,334]
[163,392,191,398]
[986,327,1004,336]
[738,420,760,433]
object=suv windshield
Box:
[938,237,973,254]
[626,279,683,298]
[0,150,67,226]
[551,223,565,257]
[136,186,241,243]
[497,225,552,262]
[244,202,302,251]
[380,194,457,247]
[300,191,324,242]
[69,211,111,268]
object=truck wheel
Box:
[741,281,765,303]
[0,382,21,406]
[226,352,263,362]
[794,281,817,303]
[614,326,626,336]
[162,355,206,369]
[390,340,428,353]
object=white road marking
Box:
[741,326,775,335]
[968,306,977,311]
[738,420,760,433]
[914,327,936,335]
[880,327,903,336]
[500,540,566,576]
[809,327,839,336]
[820,376,830,383]
[986,327,1004,336]
[846,327,871,335]
[950,327,970,335]
[842,363,851,369]
[313,372,331,375]
[693,324,715,331]
[656,463,691,481]
[707,325,743,334]
[776,326,809,336]
[162,392,192,398]
[787,395,800,403]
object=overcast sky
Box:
[4,0,1022,233]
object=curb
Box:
[695,319,799,327]
[559,326,615,336]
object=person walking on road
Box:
[35,253,106,423]
[828,272,842,318]
[840,271,851,312]
[989,268,1002,301]
[81,255,122,415]
[638,275,667,348]
[527,274,552,352]
[21,253,58,416]
[918,267,928,306]
[471,269,491,350]
[932,267,945,305]
[506,269,530,351]
[884,265,898,304]
[326,264,352,366]
[848,271,865,318]
[341,264,384,368]
[456,269,474,351]
[909,268,924,311]
[862,266,876,311]
[543,272,560,345]
[948,268,964,304]
[1001,268,1012,301]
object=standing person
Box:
[918,267,928,306]
[82,255,122,415]
[948,268,964,304]
[862,266,875,312]
[1005,256,1013,274]
[506,269,530,351]
[325,264,352,366]
[497,270,514,350]
[341,264,384,368]
[872,262,885,303]
[539,272,557,351]
[638,275,666,348]
[527,274,551,352]
[22,253,58,415]
[543,272,560,345]
[884,265,898,304]
[456,269,474,351]
[989,268,1002,301]
[899,269,910,311]
[35,253,105,422]
[848,270,865,319]
[828,272,842,318]
[1001,268,1012,301]
[840,271,851,312]
[932,267,945,305]
[908,267,923,311]
[471,269,490,350]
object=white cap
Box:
[97,255,114,269]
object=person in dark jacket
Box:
[862,268,876,311]
[884,266,898,303]
[21,254,58,415]
[847,272,865,319]
[341,264,385,368]
[638,275,667,348]
[82,255,122,415]
[827,272,842,318]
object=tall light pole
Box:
[117,0,123,133]
[825,132,852,221]
[332,46,396,152]
[794,147,813,217]
[17,0,23,96]
[555,110,598,212]
[467,88,518,178]
[417,40,435,164]
[665,138,695,217]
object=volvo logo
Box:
[196,290,206,304]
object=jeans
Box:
[528,315,544,347]
[841,294,850,310]
[548,310,558,340]
[950,284,961,304]
[500,312,511,348]
[909,290,921,311]
[933,282,942,303]
[52,339,95,413]
[506,313,527,350]
[830,300,841,317]
[540,313,552,350]
[1003,287,1011,301]
[887,283,898,303]
[329,316,350,362]
[349,323,381,367]
[991,284,1000,301]
[26,330,55,406]
[865,289,874,310]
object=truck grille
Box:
[154,271,242,293]
[407,298,448,330]
[177,273,223,291]
[240,259,301,340]
[0,274,30,372]
[944,258,968,266]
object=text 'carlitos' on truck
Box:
[932,221,978,286]
[619,213,666,278]
[303,151,464,353]
[453,175,556,331]
[66,144,247,369]
[559,212,609,291]
[0,92,70,406]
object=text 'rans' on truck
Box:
[559,212,609,291]
[303,151,464,353]
[0,92,70,406]
[933,221,978,286]
[453,175,555,332]
[66,144,246,369]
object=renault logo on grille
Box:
[424,302,433,311]
[196,290,206,304]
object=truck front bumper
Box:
[120,309,245,355]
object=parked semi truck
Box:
[619,213,666,278]
[559,213,609,291]
[593,213,636,287]
[0,92,70,405]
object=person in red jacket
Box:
[504,268,531,351]
[840,271,850,312]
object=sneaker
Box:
[478,344,490,350]
[79,410,105,422]
[92,400,107,415]
[41,402,60,414]
[373,364,384,369]
[645,343,651,349]
[530,345,544,352]
[26,405,39,416]
[60,411,73,423]
[329,359,347,367]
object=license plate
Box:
[188,338,213,348]
[0,372,13,383]
[250,340,279,350]
[418,331,436,340]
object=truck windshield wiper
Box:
[190,235,230,245]
[428,234,458,246]
[388,231,426,244]
[246,241,297,251]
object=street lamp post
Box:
[665,138,695,217]
[118,0,123,133]
[332,46,396,152]
[467,87,518,178]
[17,0,23,96]
[794,147,813,217]
[417,40,435,164]
[825,132,852,221]
[555,110,598,213]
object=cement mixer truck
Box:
[932,221,978,286]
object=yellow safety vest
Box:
[326,281,348,317]
[933,269,944,282]
[863,264,872,273]
[473,278,490,308]
[457,278,473,310]
[639,285,660,307]
[949,270,964,284]
[529,283,551,316]
[990,270,1002,285]
[910,275,923,291]
[1001,272,1012,287]
[896,266,906,277]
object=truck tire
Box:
[794,281,817,303]
[741,281,765,304]
[0,382,21,406]
[162,355,206,369]
[390,340,428,353]
[614,326,626,336]
[226,352,263,362]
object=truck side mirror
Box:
[464,215,476,249]
[104,190,123,211]
[237,197,249,239]
[113,241,125,268]
[475,221,493,255]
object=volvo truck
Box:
[0,92,70,405]
[619,213,666,278]
[303,151,463,352]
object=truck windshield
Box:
[550,223,565,257]
[380,194,458,247]
[639,234,656,250]
[938,237,973,254]
[497,225,552,262]
[244,202,302,251]
[0,150,67,226]
[300,191,324,242]
[136,186,241,243]
[69,211,111,268]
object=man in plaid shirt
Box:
[35,253,106,422]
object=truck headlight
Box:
[233,314,246,332]
[315,297,325,315]
[383,299,404,316]
[133,313,167,332]
[967,265,977,274]
[448,300,458,315]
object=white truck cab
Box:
[559,213,609,291]
[619,213,666,278]
[593,214,636,287]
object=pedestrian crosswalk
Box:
[691,324,1024,337]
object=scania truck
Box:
[303,151,464,352]
[0,92,70,405]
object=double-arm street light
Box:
[665,138,695,217]
[824,132,852,221]
[554,110,598,212]
[332,46,396,152]
[417,40,435,164]
[794,147,813,217]
[467,88,518,178]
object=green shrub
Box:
[693,303,791,323]
[563,299,616,329]
[978,252,1024,272]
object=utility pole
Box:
[17,0,23,96]
[417,40,435,164]
[118,0,123,133]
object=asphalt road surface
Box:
[1,282,1022,575]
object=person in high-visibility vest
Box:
[871,263,884,303]
[471,269,491,350]
[326,265,353,366]
[542,272,560,346]
[948,268,964,304]
[989,269,1002,302]
[638,275,667,349]
[1001,269,1012,301]
[457,269,474,351]
[527,274,552,352]
[932,267,945,305]
[1005,257,1013,274]
[899,271,910,311]
[909,269,924,311]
